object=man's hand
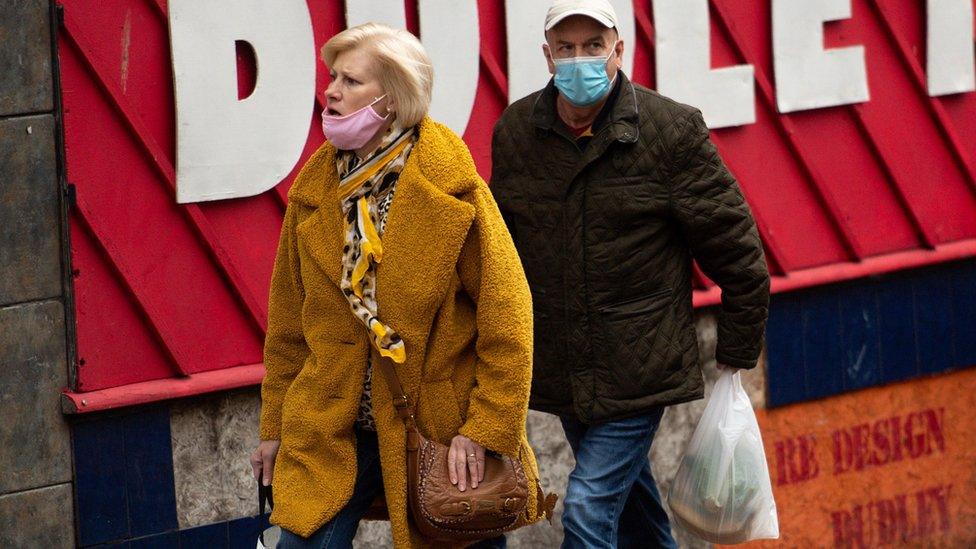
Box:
[250,440,281,486]
[447,435,485,492]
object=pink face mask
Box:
[321,95,389,150]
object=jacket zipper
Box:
[550,125,614,419]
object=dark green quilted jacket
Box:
[489,73,770,423]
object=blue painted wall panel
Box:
[180,522,229,548]
[228,515,269,549]
[767,260,976,407]
[122,408,178,538]
[950,261,976,368]
[876,276,918,384]
[73,416,129,546]
[127,532,178,549]
[801,291,845,400]
[766,298,806,406]
[913,270,954,375]
[840,283,881,391]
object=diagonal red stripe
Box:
[61,10,270,334]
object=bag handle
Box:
[259,478,273,516]
[373,355,417,429]
[257,474,274,545]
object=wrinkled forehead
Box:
[329,46,378,77]
[545,14,617,45]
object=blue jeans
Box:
[559,409,677,549]
[277,429,507,549]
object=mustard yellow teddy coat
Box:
[260,117,545,547]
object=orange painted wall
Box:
[740,368,976,548]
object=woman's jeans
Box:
[277,429,506,549]
[559,409,678,549]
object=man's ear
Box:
[543,43,556,75]
[613,40,625,69]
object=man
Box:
[489,1,770,547]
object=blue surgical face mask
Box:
[552,49,617,107]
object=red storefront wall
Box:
[56,0,976,411]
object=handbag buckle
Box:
[440,501,472,516]
[502,497,520,512]
[393,394,410,409]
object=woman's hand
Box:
[447,435,485,492]
[250,440,282,486]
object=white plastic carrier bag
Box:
[667,368,779,544]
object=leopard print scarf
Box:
[336,126,416,364]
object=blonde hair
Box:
[321,23,433,128]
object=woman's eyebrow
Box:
[332,68,359,79]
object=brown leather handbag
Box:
[374,356,557,542]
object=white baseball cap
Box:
[545,0,619,32]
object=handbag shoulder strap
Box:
[373,355,417,428]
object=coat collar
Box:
[530,71,639,144]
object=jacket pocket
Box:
[592,288,674,400]
[599,288,671,318]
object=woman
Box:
[249,23,546,548]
